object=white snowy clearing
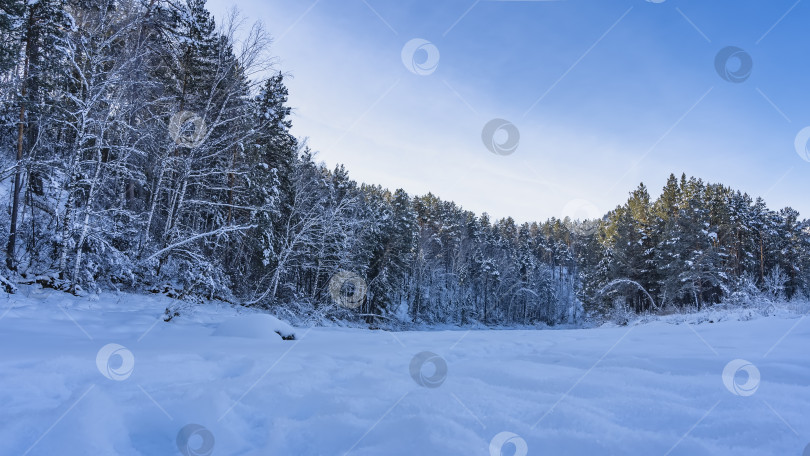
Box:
[1,287,809,456]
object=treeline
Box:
[0,0,299,298]
[1,0,808,326]
[580,175,810,316]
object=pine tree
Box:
[6,0,70,272]
[0,0,25,73]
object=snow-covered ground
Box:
[1,288,808,456]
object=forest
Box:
[2,0,808,327]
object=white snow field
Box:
[1,288,809,456]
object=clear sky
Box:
[207,0,809,223]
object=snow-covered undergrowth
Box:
[1,287,808,455]
[607,299,810,328]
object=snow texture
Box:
[213,314,297,340]
[1,287,808,455]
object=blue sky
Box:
[208,0,809,223]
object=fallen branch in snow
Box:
[0,274,17,294]
[353,313,394,320]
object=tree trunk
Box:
[7,40,31,272]
[7,105,25,271]
[71,148,105,290]
[139,162,166,255]
[759,233,764,283]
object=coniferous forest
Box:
[2,0,809,327]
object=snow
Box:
[213,314,297,340]
[1,287,808,455]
